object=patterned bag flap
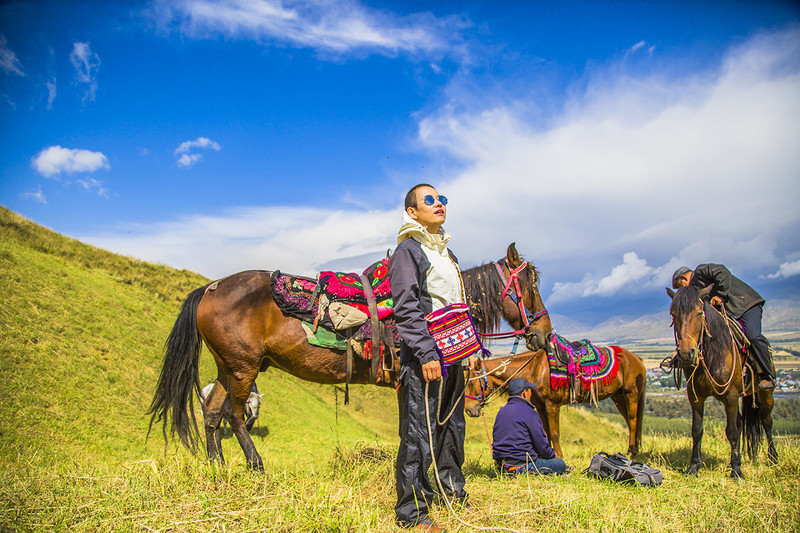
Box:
[425,303,487,367]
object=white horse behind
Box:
[200,382,263,432]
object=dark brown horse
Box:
[148,243,545,469]
[464,347,647,458]
[667,285,777,478]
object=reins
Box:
[425,380,522,533]
[465,354,537,409]
[676,300,740,398]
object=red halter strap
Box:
[494,261,542,329]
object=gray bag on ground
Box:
[584,452,662,487]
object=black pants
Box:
[395,362,467,527]
[740,303,775,380]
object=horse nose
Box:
[465,406,480,418]
[678,347,697,363]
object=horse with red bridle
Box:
[147,243,542,470]
[463,257,647,458]
[667,284,777,478]
[464,344,647,458]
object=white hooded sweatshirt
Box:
[396,211,464,311]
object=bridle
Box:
[464,354,537,409]
[477,261,549,350]
[672,298,739,397]
[494,261,549,330]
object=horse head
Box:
[667,284,714,367]
[464,359,488,417]
[498,243,553,352]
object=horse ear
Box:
[666,287,676,299]
[506,242,522,268]
[699,284,714,300]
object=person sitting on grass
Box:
[492,378,569,476]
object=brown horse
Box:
[147,243,545,469]
[667,285,777,478]
[464,347,646,458]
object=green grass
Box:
[1,205,798,532]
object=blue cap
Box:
[507,378,535,396]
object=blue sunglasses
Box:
[423,194,448,206]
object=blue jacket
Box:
[492,396,555,465]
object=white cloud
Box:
[764,259,800,280]
[80,28,800,302]
[418,27,800,303]
[0,34,24,76]
[174,137,221,168]
[69,42,100,102]
[76,177,110,198]
[549,252,656,304]
[149,0,469,58]
[46,76,57,109]
[31,146,110,178]
[177,153,203,168]
[81,206,399,279]
[22,186,47,204]
[175,136,222,154]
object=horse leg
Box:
[226,373,264,471]
[201,380,227,464]
[723,393,744,479]
[544,401,563,458]
[759,389,778,465]
[610,392,639,457]
[685,396,705,476]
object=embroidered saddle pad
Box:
[548,333,620,390]
[318,259,394,320]
[270,269,400,358]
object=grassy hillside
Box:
[1,205,798,532]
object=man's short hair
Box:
[404,183,434,210]
[672,266,692,289]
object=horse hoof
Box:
[683,466,699,477]
[730,469,744,480]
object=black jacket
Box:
[690,263,764,319]
[389,238,459,366]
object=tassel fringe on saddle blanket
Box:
[549,333,621,405]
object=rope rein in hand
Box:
[425,380,522,533]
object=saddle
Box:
[270,258,400,387]
[548,334,620,404]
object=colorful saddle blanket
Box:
[270,262,399,357]
[548,334,620,390]
[318,258,393,320]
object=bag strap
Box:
[359,274,381,384]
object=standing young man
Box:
[389,184,472,532]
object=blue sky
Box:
[2,0,799,325]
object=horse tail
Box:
[741,394,763,461]
[147,285,208,453]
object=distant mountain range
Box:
[551,299,800,344]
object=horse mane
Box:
[461,258,541,334]
[462,262,504,334]
[671,285,732,356]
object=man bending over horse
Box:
[492,378,570,475]
[389,183,473,532]
[672,265,776,389]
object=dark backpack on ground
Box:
[584,452,662,487]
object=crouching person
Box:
[493,378,569,475]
